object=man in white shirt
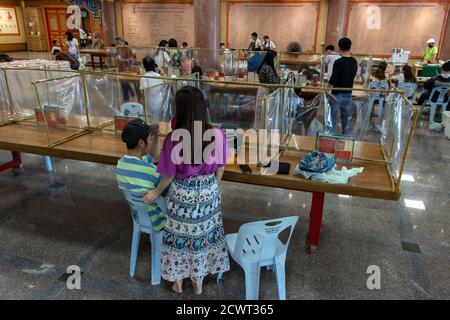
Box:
[248,32,262,51]
[263,35,276,51]
[324,45,340,79]
[140,56,166,122]
[79,28,87,48]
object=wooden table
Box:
[79,49,107,70]
[0,122,400,253]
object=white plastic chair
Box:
[397,82,417,100]
[225,216,299,300]
[121,190,166,285]
[421,86,449,124]
[120,102,144,118]
[368,80,389,120]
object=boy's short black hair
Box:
[325,45,335,51]
[251,32,258,38]
[121,119,158,150]
[142,56,157,72]
[338,38,352,51]
[52,39,58,45]
[442,61,450,72]
[53,49,60,55]
[182,42,188,46]
[263,35,269,39]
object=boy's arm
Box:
[143,175,174,204]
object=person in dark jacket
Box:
[417,61,450,106]
[53,49,80,70]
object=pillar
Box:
[325,0,349,47]
[101,0,117,47]
[194,0,221,70]
[194,0,221,49]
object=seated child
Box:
[51,39,62,56]
[116,120,166,232]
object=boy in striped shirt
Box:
[116,119,166,231]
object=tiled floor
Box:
[0,122,449,300]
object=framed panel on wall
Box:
[345,1,449,58]
[0,6,20,36]
[121,2,195,47]
[227,1,320,52]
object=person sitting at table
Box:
[257,50,279,84]
[391,65,416,85]
[51,39,62,56]
[116,119,166,233]
[371,67,386,81]
[416,61,450,106]
[423,38,438,64]
[140,56,166,122]
[299,64,321,83]
[53,49,80,70]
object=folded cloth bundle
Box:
[294,151,364,184]
[298,150,336,173]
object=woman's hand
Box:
[143,190,160,204]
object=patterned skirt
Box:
[161,174,230,282]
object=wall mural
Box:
[65,0,101,14]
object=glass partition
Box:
[4,68,415,192]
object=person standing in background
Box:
[92,31,105,49]
[262,35,276,51]
[248,32,262,51]
[79,28,87,48]
[324,45,340,79]
[423,39,438,64]
[168,38,182,68]
[155,40,171,74]
[140,56,166,122]
[328,38,358,135]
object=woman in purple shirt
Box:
[143,86,230,294]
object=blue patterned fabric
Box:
[298,150,336,173]
[161,174,230,282]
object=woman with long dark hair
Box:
[143,86,230,295]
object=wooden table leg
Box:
[90,54,96,70]
[0,151,22,174]
[99,56,104,69]
[306,191,325,254]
